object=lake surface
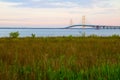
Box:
[0,28,120,37]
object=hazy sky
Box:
[0,0,120,27]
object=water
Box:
[0,28,120,37]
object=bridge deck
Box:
[66,24,120,29]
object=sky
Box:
[0,0,120,27]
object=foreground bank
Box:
[0,37,120,80]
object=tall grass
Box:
[0,37,120,80]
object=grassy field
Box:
[0,37,120,80]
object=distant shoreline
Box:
[0,27,65,29]
[0,27,95,29]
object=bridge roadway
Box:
[66,24,120,29]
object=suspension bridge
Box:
[66,16,120,29]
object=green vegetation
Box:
[0,37,120,80]
[9,31,19,38]
[31,33,36,38]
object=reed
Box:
[0,37,120,80]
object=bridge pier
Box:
[96,26,100,29]
[103,26,105,29]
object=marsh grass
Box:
[0,37,120,80]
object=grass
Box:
[0,37,120,80]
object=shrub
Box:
[111,34,119,38]
[68,35,73,38]
[89,34,98,37]
[9,31,19,38]
[81,32,86,37]
[31,33,36,38]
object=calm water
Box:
[0,28,120,37]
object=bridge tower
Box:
[82,16,85,28]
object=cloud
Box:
[0,0,94,8]
[1,0,120,10]
[0,1,22,7]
